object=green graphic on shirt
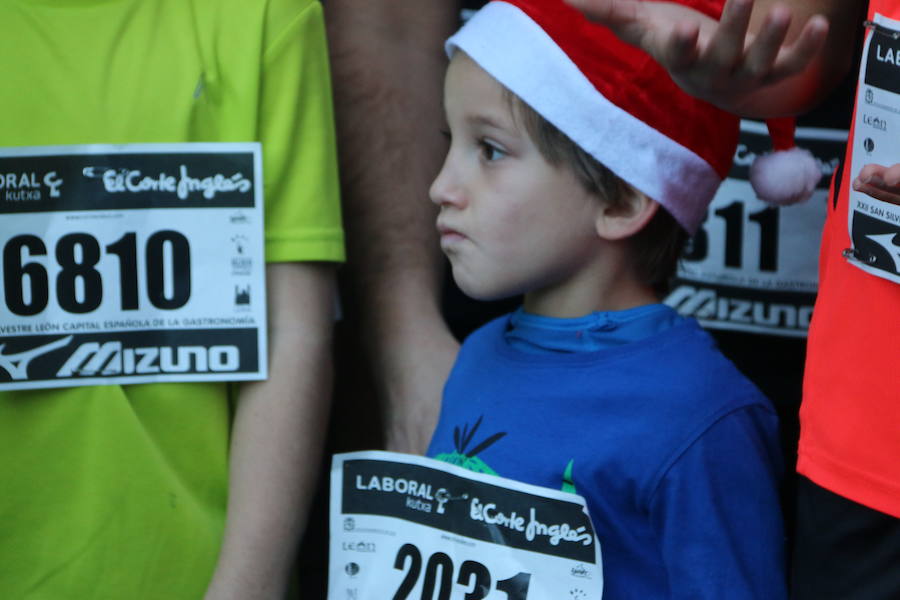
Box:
[562,459,578,494]
[434,416,506,476]
[436,418,578,494]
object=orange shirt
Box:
[799,0,900,518]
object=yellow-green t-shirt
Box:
[0,0,343,597]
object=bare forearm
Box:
[325,1,460,452]
[326,0,456,311]
[205,263,336,599]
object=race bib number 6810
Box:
[0,143,267,390]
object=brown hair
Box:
[506,91,687,297]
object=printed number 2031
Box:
[393,543,531,600]
[3,231,190,316]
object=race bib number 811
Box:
[0,143,267,390]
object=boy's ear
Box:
[595,190,659,241]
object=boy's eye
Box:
[479,139,507,162]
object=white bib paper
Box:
[0,143,267,390]
[846,14,900,284]
[329,451,603,600]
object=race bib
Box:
[846,14,900,285]
[329,451,603,600]
[0,143,267,390]
[666,120,845,337]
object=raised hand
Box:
[565,0,832,117]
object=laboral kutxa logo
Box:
[1,170,63,202]
[354,473,452,515]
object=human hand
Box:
[564,0,829,115]
[853,163,900,206]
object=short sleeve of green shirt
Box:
[259,0,345,263]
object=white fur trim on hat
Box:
[446,2,721,233]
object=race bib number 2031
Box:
[0,143,267,390]
[329,451,603,600]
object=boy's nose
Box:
[429,160,466,208]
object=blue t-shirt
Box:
[505,303,683,353]
[427,309,786,599]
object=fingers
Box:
[857,163,887,183]
[853,181,900,205]
[741,4,791,80]
[885,163,900,187]
[566,0,831,116]
[655,19,699,71]
[768,14,830,81]
[703,0,754,73]
[854,164,900,206]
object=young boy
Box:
[425,1,787,598]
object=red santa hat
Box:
[750,117,822,205]
[447,0,815,233]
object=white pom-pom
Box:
[749,147,822,206]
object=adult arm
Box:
[202,2,343,596]
[325,1,461,454]
[204,262,336,600]
[566,0,864,117]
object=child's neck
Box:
[522,270,659,319]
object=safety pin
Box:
[434,489,469,503]
[842,247,878,265]
[864,20,900,40]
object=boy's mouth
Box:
[436,221,467,247]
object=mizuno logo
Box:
[666,286,812,330]
[57,342,240,377]
[0,336,73,380]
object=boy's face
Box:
[430,53,605,315]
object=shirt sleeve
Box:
[649,405,788,600]
[259,0,344,263]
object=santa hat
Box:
[447,0,815,234]
[749,117,822,205]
